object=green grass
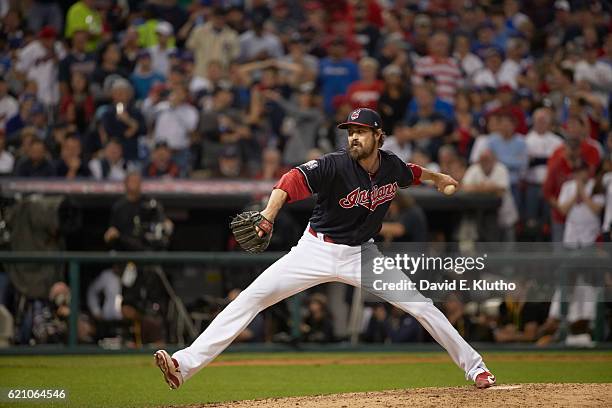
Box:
[0,351,611,408]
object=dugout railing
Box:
[0,250,610,352]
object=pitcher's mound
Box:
[201,383,611,407]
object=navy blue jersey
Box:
[296,149,417,246]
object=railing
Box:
[0,251,285,349]
[1,250,610,352]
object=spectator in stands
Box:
[15,26,65,108]
[453,32,483,82]
[524,108,563,235]
[0,130,14,175]
[88,138,128,181]
[410,14,433,57]
[90,42,128,104]
[488,85,528,134]
[300,293,334,343]
[119,26,140,74]
[59,71,94,136]
[186,7,240,77]
[0,76,18,132]
[558,164,606,248]
[486,111,528,207]
[498,37,528,90]
[471,22,499,59]
[13,138,55,177]
[353,1,380,57]
[239,15,283,63]
[279,35,319,86]
[443,293,492,342]
[362,304,388,343]
[5,95,35,142]
[346,57,383,110]
[404,85,452,161]
[494,280,549,343]
[130,50,165,101]
[58,29,95,96]
[383,121,412,163]
[99,79,146,163]
[87,265,123,321]
[413,31,462,104]
[462,149,518,241]
[214,143,246,179]
[472,48,505,90]
[255,147,286,181]
[54,135,90,179]
[149,22,177,78]
[574,44,612,109]
[152,83,198,176]
[386,306,422,343]
[265,83,324,166]
[410,147,440,173]
[543,115,601,242]
[449,91,478,158]
[143,142,180,179]
[377,35,410,71]
[319,38,359,114]
[378,64,411,136]
[64,0,103,52]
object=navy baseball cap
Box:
[337,108,382,130]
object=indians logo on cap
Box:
[350,109,361,120]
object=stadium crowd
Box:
[0,0,611,348]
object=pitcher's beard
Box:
[349,144,376,161]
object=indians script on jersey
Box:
[339,182,398,211]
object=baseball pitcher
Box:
[155,108,496,390]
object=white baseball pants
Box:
[173,228,488,382]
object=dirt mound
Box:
[195,383,611,408]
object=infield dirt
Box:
[187,383,611,408]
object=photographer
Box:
[104,171,173,251]
[103,172,173,346]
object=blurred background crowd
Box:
[0,0,611,350]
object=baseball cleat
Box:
[474,371,496,389]
[154,350,183,390]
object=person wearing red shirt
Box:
[346,57,384,110]
[543,115,601,242]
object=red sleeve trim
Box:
[407,163,422,185]
[273,168,312,203]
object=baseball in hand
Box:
[443,185,456,195]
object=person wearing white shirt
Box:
[87,266,123,321]
[149,22,177,77]
[462,149,518,241]
[0,77,17,131]
[557,166,605,248]
[524,108,563,230]
[89,138,129,181]
[382,123,412,162]
[574,46,612,108]
[453,33,483,82]
[497,38,526,90]
[472,48,505,89]
[153,85,199,176]
[15,26,65,107]
[547,166,606,344]
[0,131,14,175]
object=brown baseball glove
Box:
[230,211,273,253]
